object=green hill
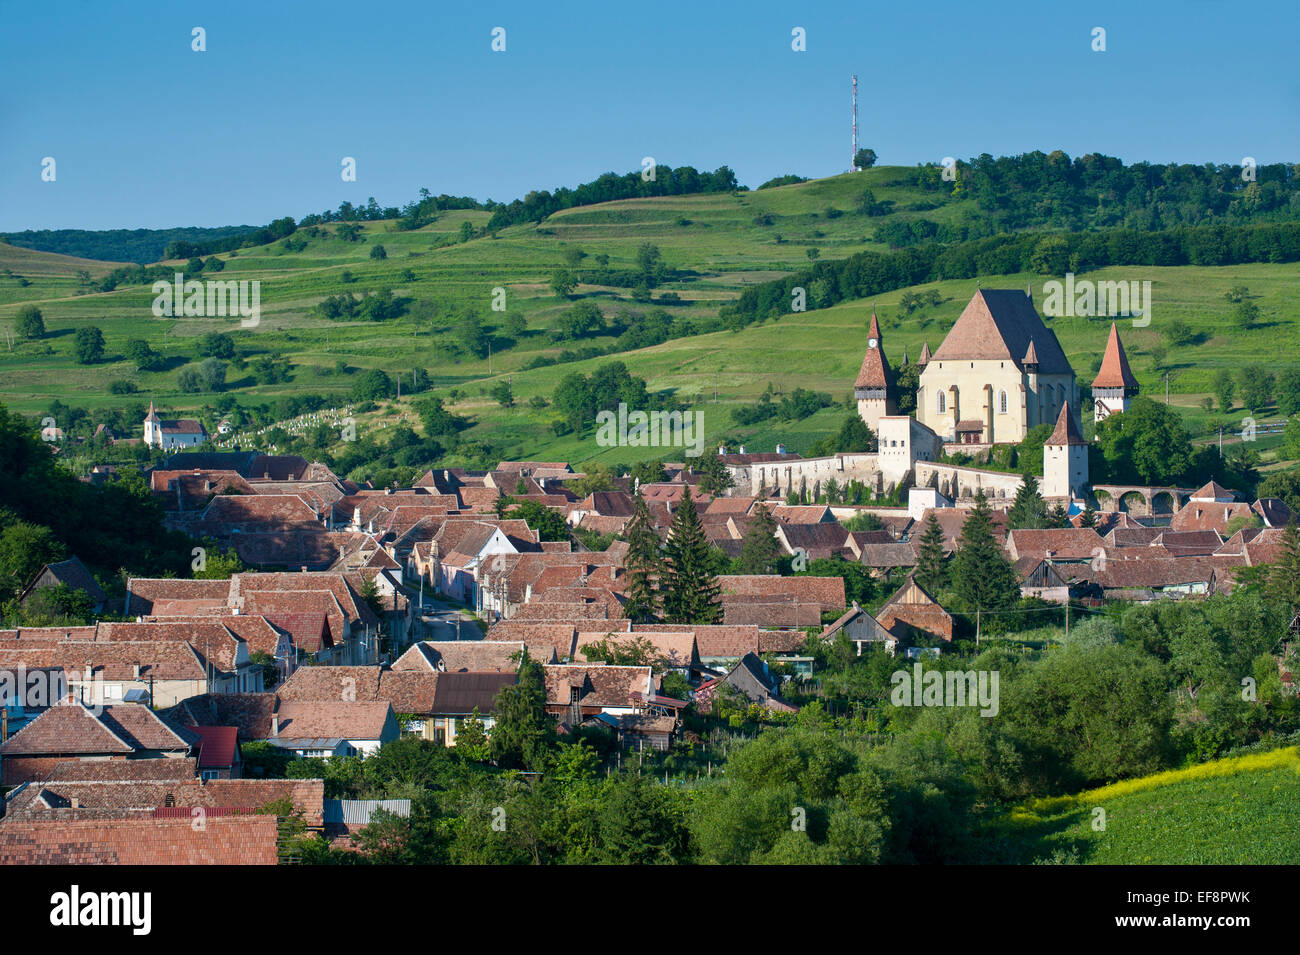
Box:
[987,746,1300,864]
[1,164,1297,477]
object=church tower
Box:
[1042,402,1089,499]
[1091,322,1139,424]
[854,312,896,436]
[144,401,161,448]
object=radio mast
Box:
[851,74,859,171]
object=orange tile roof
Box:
[1091,322,1139,389]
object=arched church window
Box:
[937,392,946,414]
[999,390,1007,414]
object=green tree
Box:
[455,707,492,761]
[490,380,514,408]
[1094,397,1196,485]
[1233,300,1261,329]
[1276,370,1300,417]
[1265,521,1300,622]
[623,493,663,623]
[661,486,721,624]
[1237,366,1274,412]
[350,369,394,402]
[197,332,235,359]
[913,512,948,594]
[489,654,551,770]
[370,243,387,259]
[951,490,1019,620]
[1007,473,1050,530]
[695,452,735,495]
[0,520,66,597]
[509,499,570,542]
[853,148,878,169]
[550,270,577,298]
[14,304,44,340]
[596,775,687,864]
[1213,370,1236,413]
[736,503,780,575]
[73,326,105,364]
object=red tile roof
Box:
[0,815,280,865]
[1046,403,1087,446]
[192,725,239,769]
[1091,322,1139,389]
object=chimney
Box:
[132,662,141,679]
[271,714,279,736]
[70,797,80,809]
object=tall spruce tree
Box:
[1047,501,1070,528]
[1007,473,1050,529]
[736,503,780,575]
[1078,504,1098,529]
[952,490,1020,617]
[623,492,664,622]
[1266,520,1300,623]
[489,653,552,770]
[662,486,722,624]
[913,512,949,594]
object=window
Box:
[937,392,946,413]
[999,391,1007,414]
[201,770,219,781]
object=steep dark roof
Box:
[930,289,1073,375]
[1046,403,1088,446]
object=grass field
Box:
[1,166,1297,471]
[990,747,1300,864]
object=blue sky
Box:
[2,0,1297,230]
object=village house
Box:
[543,664,655,727]
[266,701,399,758]
[0,700,198,785]
[18,556,107,614]
[875,576,954,643]
[820,602,900,655]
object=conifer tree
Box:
[1047,501,1070,528]
[952,490,1019,617]
[1266,520,1300,623]
[736,502,780,575]
[913,512,949,594]
[623,493,663,622]
[1078,504,1098,529]
[662,486,722,624]
[489,653,551,770]
[1007,473,1049,529]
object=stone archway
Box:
[1152,491,1177,515]
[1119,490,1148,515]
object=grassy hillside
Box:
[989,746,1300,864]
[1,166,1297,472]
